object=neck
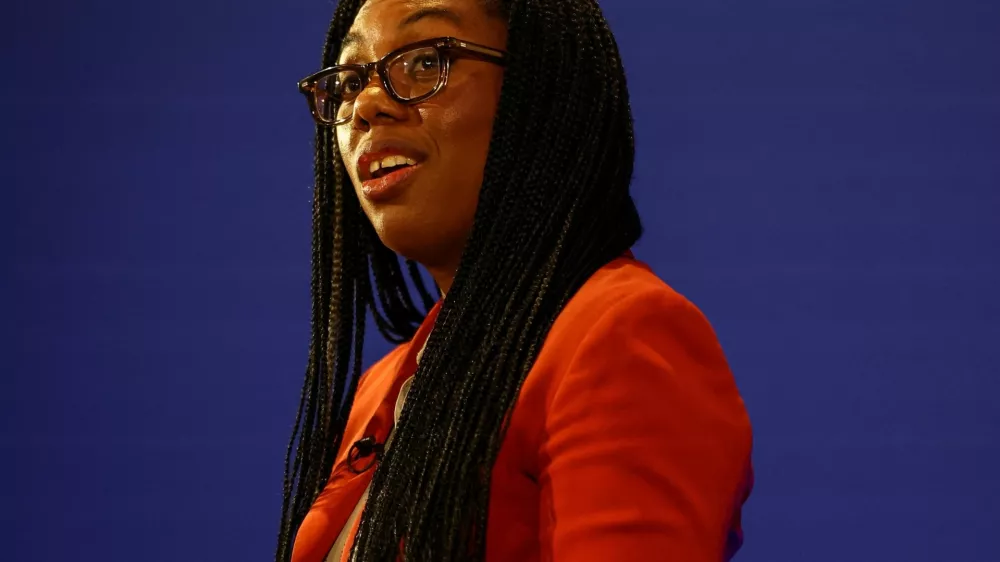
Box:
[414,243,464,297]
[426,265,453,297]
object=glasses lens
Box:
[386,46,442,100]
[314,69,364,123]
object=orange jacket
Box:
[292,253,753,562]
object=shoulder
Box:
[524,253,750,442]
[540,254,728,372]
[566,255,702,326]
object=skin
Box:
[336,0,507,295]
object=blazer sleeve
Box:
[538,288,753,562]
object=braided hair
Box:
[276,0,643,559]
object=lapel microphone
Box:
[347,435,385,474]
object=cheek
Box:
[427,78,502,187]
[336,136,359,186]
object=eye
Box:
[396,47,441,82]
[334,71,364,98]
[416,54,438,71]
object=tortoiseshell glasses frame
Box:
[297,36,508,126]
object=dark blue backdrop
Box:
[5,0,999,560]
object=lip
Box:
[361,163,423,203]
[356,139,428,182]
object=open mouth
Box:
[367,155,417,180]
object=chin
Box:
[369,209,428,255]
[369,210,467,270]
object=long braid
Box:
[275,0,369,554]
[276,0,641,560]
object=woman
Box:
[278,0,753,560]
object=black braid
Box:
[276,0,641,560]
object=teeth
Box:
[369,155,417,176]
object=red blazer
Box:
[292,253,753,562]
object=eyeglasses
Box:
[298,36,508,126]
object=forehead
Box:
[338,0,490,61]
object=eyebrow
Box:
[401,6,463,28]
[340,4,463,51]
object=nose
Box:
[345,71,410,129]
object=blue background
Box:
[5,0,998,560]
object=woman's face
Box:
[336,0,507,277]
